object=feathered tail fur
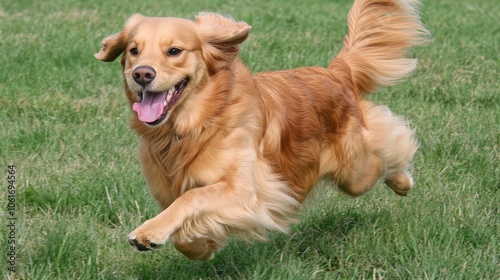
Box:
[330,0,430,94]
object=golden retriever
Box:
[95,0,429,260]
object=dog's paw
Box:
[385,171,414,196]
[128,221,170,251]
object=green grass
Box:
[1,0,498,279]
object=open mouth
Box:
[132,79,188,126]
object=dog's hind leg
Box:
[362,101,418,196]
[322,117,385,197]
[336,152,385,197]
[335,136,386,197]
[326,101,418,197]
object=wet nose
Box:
[132,66,156,86]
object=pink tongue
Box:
[132,92,166,122]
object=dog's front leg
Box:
[128,180,254,252]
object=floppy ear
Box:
[94,14,146,62]
[195,12,252,71]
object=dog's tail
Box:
[329,0,429,95]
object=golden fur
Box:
[95,0,429,260]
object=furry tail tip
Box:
[330,0,431,95]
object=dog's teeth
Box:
[166,88,174,102]
[164,100,167,106]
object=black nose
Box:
[132,66,156,86]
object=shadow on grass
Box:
[129,208,390,279]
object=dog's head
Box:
[95,13,251,127]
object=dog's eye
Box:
[167,48,182,57]
[129,48,139,56]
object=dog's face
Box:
[95,13,251,126]
[122,16,202,126]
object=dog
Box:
[95,0,429,260]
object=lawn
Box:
[1,0,498,279]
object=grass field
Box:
[1,0,498,279]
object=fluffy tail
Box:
[329,0,430,95]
